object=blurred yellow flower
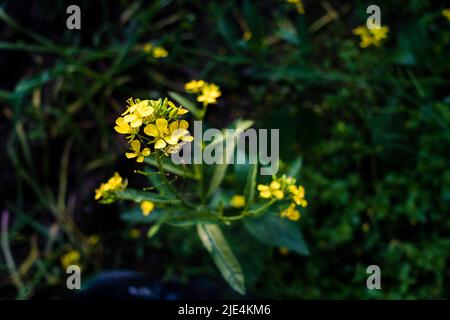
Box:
[152,46,169,58]
[197,83,221,106]
[288,185,307,207]
[279,247,290,255]
[126,140,150,163]
[87,235,99,246]
[353,25,389,48]
[242,31,252,41]
[143,43,169,58]
[443,9,450,21]
[95,172,126,201]
[185,80,205,93]
[140,201,155,216]
[61,250,80,269]
[287,0,305,14]
[281,203,301,221]
[230,195,245,208]
[129,228,141,238]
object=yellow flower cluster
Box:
[95,172,127,203]
[257,175,308,221]
[230,195,245,208]
[352,25,389,48]
[61,250,80,269]
[184,80,221,106]
[443,9,450,21]
[114,97,193,159]
[143,43,169,58]
[140,201,155,216]
[287,0,305,14]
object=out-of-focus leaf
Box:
[244,212,309,255]
[168,91,201,118]
[208,120,254,197]
[197,224,246,294]
[244,163,258,208]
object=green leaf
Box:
[197,224,246,294]
[207,119,254,197]
[144,156,197,180]
[287,156,303,178]
[244,163,258,209]
[244,212,310,256]
[116,189,180,204]
[167,91,202,119]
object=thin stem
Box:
[156,154,195,208]
[248,199,277,217]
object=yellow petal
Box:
[154,139,166,149]
[124,114,136,123]
[273,190,284,199]
[164,135,180,145]
[156,118,168,134]
[260,190,271,198]
[169,121,179,132]
[131,118,142,128]
[141,148,151,156]
[130,140,141,152]
[114,125,129,134]
[144,124,159,137]
[179,120,189,129]
[126,152,137,158]
[136,156,144,163]
[270,181,281,190]
[257,184,269,191]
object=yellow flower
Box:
[143,43,153,53]
[287,0,305,14]
[230,195,245,208]
[144,118,192,150]
[126,140,150,163]
[443,9,450,21]
[87,235,99,246]
[129,228,141,238]
[185,80,206,93]
[281,203,301,221]
[257,181,284,199]
[95,172,126,202]
[61,250,80,269]
[288,185,308,207]
[353,25,389,48]
[152,46,169,58]
[143,43,169,58]
[197,83,221,106]
[114,117,135,135]
[243,31,252,41]
[140,201,155,216]
[123,100,154,128]
[362,223,370,233]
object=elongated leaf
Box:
[144,156,197,179]
[197,224,246,294]
[244,163,258,208]
[116,189,180,204]
[287,156,303,179]
[168,91,202,119]
[207,120,254,197]
[244,212,309,256]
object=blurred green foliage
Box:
[0,0,449,299]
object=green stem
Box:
[156,153,195,208]
[248,199,277,217]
